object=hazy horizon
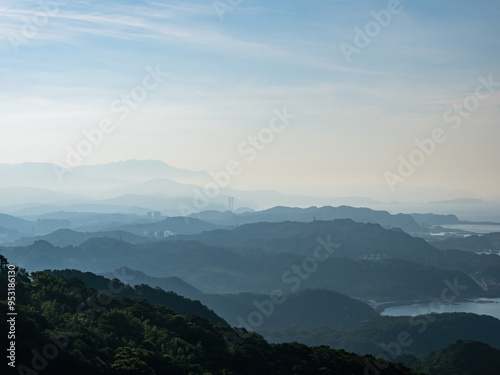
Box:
[1,0,499,203]
[2,3,500,371]
[1,158,500,206]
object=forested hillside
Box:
[412,340,500,375]
[0,255,415,375]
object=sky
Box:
[1,0,500,202]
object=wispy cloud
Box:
[1,0,499,200]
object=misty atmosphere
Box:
[1,1,500,374]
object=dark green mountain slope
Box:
[53,268,378,330]
[47,268,225,325]
[263,313,500,358]
[102,266,204,300]
[92,266,481,332]
[412,340,500,375]
[0,256,415,375]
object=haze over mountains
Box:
[3,199,500,375]
[2,174,500,374]
[2,160,500,222]
[1,161,500,375]
[4,0,500,372]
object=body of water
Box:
[440,224,500,234]
[381,298,500,320]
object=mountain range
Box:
[1,203,480,246]
[2,201,500,374]
[3,219,495,299]
[2,160,500,222]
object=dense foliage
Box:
[0,254,415,375]
[47,269,226,325]
[412,340,500,375]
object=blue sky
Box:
[1,0,499,201]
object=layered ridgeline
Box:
[187,205,425,234]
[177,219,500,294]
[3,216,500,374]
[1,236,485,300]
[0,257,414,375]
[40,268,500,362]
[0,204,444,246]
[58,266,500,372]
[45,268,379,330]
[262,313,500,358]
[9,228,150,247]
[2,257,499,375]
[7,215,226,247]
[0,213,226,245]
[4,219,498,298]
[46,269,226,325]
